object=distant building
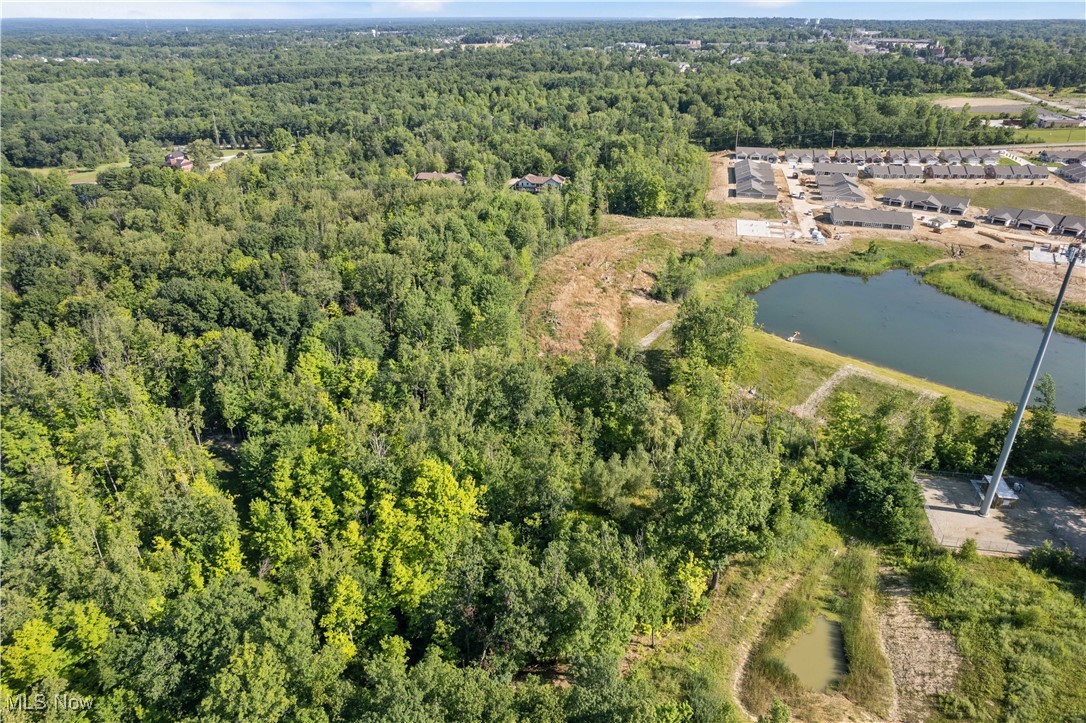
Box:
[830,206,914,230]
[165,150,194,171]
[506,174,566,193]
[784,149,814,164]
[735,146,779,162]
[1039,149,1086,164]
[865,164,924,180]
[813,162,860,177]
[413,171,466,184]
[986,164,1049,180]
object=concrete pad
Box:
[736,219,785,238]
[916,473,1086,557]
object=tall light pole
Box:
[980,246,1079,516]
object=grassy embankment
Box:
[742,540,893,720]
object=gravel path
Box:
[880,572,962,723]
[638,319,674,350]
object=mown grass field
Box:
[1014,126,1086,144]
[712,201,782,219]
[25,160,129,183]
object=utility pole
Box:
[830,129,835,148]
[980,247,1079,516]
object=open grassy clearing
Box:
[1014,126,1086,144]
[910,552,1086,721]
[712,201,782,220]
[25,160,129,183]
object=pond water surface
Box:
[783,615,847,691]
[753,271,1086,415]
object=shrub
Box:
[1026,540,1078,577]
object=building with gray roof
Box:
[829,206,914,230]
[734,159,777,199]
[883,189,970,215]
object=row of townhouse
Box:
[985,208,1086,237]
[734,159,778,199]
[882,190,970,215]
[737,146,1005,165]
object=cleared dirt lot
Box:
[933,96,1029,114]
[917,473,1086,557]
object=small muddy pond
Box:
[783,615,847,691]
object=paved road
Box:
[1007,89,1084,115]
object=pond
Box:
[753,271,1086,415]
[783,615,847,691]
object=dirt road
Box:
[880,572,962,723]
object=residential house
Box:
[882,189,969,215]
[165,151,193,171]
[960,150,982,165]
[735,146,779,161]
[813,162,860,177]
[413,171,466,184]
[829,206,914,230]
[902,164,925,178]
[817,174,865,203]
[939,149,963,164]
[1039,149,1086,164]
[813,150,833,163]
[888,149,909,164]
[835,149,859,164]
[865,165,893,179]
[963,165,987,179]
[903,149,922,164]
[1055,215,1086,237]
[985,207,1022,226]
[978,149,1002,165]
[986,165,1016,180]
[734,160,777,199]
[1059,164,1086,183]
[1015,209,1064,233]
[984,208,1086,237]
[925,165,952,180]
[860,149,885,164]
[506,174,566,193]
[919,149,941,164]
[784,149,815,164]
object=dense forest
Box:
[8,17,1085,170]
[2,17,1085,723]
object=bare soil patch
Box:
[879,572,962,723]
[933,96,1028,113]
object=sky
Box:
[2,0,1083,20]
